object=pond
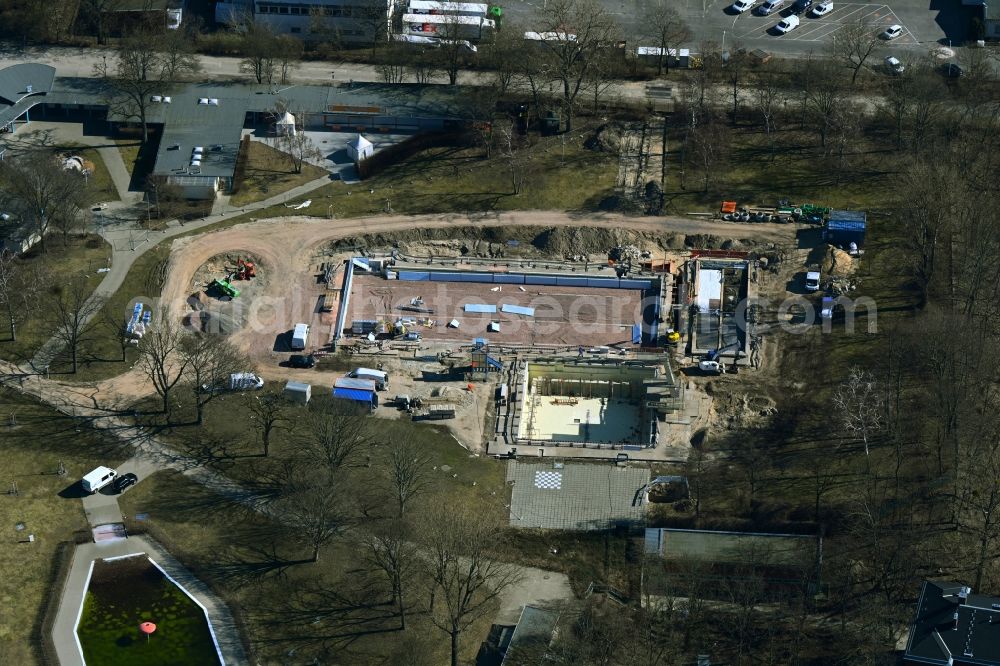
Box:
[76,555,221,666]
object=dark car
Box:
[289,354,316,369]
[113,473,138,494]
[943,63,964,79]
[794,0,813,12]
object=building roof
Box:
[0,64,55,105]
[905,580,1000,666]
[502,606,559,665]
[506,461,648,530]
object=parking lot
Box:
[502,0,963,57]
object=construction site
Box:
[140,215,813,461]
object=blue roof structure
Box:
[501,304,535,316]
[465,303,497,313]
[333,387,375,403]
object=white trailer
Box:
[284,380,312,404]
[407,0,488,16]
[350,367,389,390]
[403,13,495,39]
[291,323,310,350]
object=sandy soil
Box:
[49,211,794,448]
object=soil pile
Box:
[821,245,856,276]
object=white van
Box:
[81,466,118,493]
[351,368,388,390]
[758,0,784,14]
[291,323,310,350]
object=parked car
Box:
[776,15,800,32]
[884,56,905,74]
[113,473,139,494]
[943,62,964,78]
[793,0,813,13]
[758,0,784,15]
[811,0,832,15]
[732,0,755,12]
[882,24,903,40]
[289,354,316,369]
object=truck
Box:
[350,367,388,390]
[291,323,310,350]
[804,270,821,292]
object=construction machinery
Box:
[212,278,240,299]
[235,257,256,280]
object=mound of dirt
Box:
[183,310,240,335]
[821,245,856,276]
[584,122,628,153]
[187,291,209,311]
[532,226,639,256]
[714,392,778,431]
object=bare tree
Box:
[535,0,621,132]
[301,402,375,472]
[280,471,352,563]
[641,5,690,76]
[753,69,781,157]
[430,18,475,85]
[802,59,843,148]
[136,309,190,417]
[831,18,884,85]
[101,307,134,362]
[485,27,524,95]
[364,519,420,628]
[686,120,729,193]
[384,436,432,517]
[157,29,203,82]
[273,111,321,174]
[246,393,290,457]
[239,22,280,85]
[0,250,42,342]
[180,334,248,425]
[497,120,528,195]
[421,502,522,666]
[832,367,885,456]
[94,30,200,142]
[46,281,105,374]
[0,155,90,253]
[375,45,409,84]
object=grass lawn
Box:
[78,556,220,666]
[195,125,618,235]
[67,242,172,384]
[0,234,112,368]
[0,388,129,665]
[229,141,328,207]
[115,140,141,178]
[55,144,121,206]
[660,125,892,215]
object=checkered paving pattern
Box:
[534,471,563,490]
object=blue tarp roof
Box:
[501,304,535,317]
[632,324,642,344]
[333,387,375,402]
[465,303,497,313]
[827,219,866,231]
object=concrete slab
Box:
[496,566,574,625]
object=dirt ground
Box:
[101,211,803,448]
[347,274,653,348]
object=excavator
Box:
[698,341,742,375]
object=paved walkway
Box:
[51,536,248,666]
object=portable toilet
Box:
[347,134,374,162]
[284,380,312,404]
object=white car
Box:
[732,0,755,12]
[884,55,905,74]
[883,24,903,40]
[812,0,832,15]
[776,15,800,33]
[698,360,725,374]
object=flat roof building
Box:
[905,580,1000,666]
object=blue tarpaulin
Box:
[501,304,535,317]
[465,303,497,313]
[632,324,642,344]
[333,387,375,403]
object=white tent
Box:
[347,134,374,162]
[276,111,297,136]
